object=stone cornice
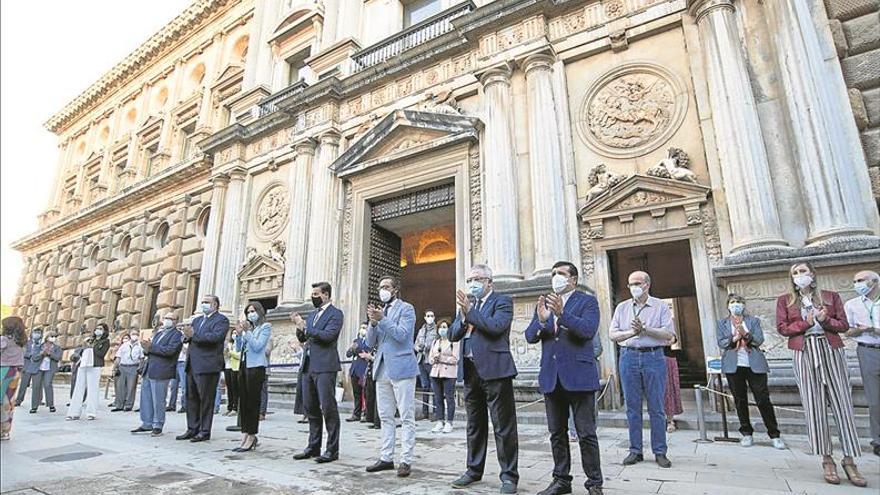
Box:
[44,0,241,134]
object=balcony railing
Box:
[256,80,309,118]
[352,1,475,73]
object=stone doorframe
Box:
[578,174,722,407]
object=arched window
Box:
[196,207,211,238]
[155,222,170,249]
[87,245,100,270]
[118,234,132,259]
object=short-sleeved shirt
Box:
[610,295,675,348]
[844,295,880,346]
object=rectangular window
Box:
[187,274,200,317]
[180,124,196,160]
[108,290,121,326]
[286,47,311,86]
[145,283,160,328]
[144,143,159,176]
[403,0,442,28]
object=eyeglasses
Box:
[466,276,489,283]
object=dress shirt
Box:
[117,341,144,366]
[463,290,492,358]
[372,299,397,380]
[844,294,880,345]
[610,295,675,348]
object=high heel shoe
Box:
[233,437,259,453]
[822,458,841,485]
[841,457,867,487]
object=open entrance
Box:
[608,239,705,388]
[248,296,278,312]
[367,183,456,329]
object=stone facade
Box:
[11,0,880,396]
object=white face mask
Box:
[163,319,174,329]
[425,316,435,324]
[201,302,213,314]
[853,281,871,297]
[551,274,569,294]
[629,285,644,300]
[48,337,57,343]
[379,288,393,303]
[438,327,448,338]
[130,334,140,342]
[358,327,367,337]
[94,330,104,337]
[793,274,813,289]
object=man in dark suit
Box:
[132,312,184,436]
[449,264,519,494]
[292,281,343,463]
[176,295,229,442]
[525,262,603,495]
[345,322,370,422]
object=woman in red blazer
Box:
[776,262,866,488]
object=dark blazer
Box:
[450,291,517,381]
[297,304,343,373]
[776,290,848,351]
[91,337,111,368]
[524,290,601,394]
[716,316,770,374]
[144,327,184,380]
[25,341,63,374]
[186,312,229,374]
[346,336,370,379]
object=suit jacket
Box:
[235,322,272,368]
[776,291,848,350]
[367,299,418,381]
[22,340,43,374]
[145,327,184,380]
[187,311,229,374]
[524,290,601,394]
[297,304,343,373]
[346,337,370,379]
[450,291,518,381]
[25,341,62,374]
[716,316,770,374]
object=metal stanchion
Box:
[713,375,738,443]
[693,384,711,443]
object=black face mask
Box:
[311,296,324,309]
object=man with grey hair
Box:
[609,270,675,468]
[845,270,880,456]
[449,264,519,494]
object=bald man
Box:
[844,270,880,456]
[609,271,675,468]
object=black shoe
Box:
[233,437,258,452]
[175,432,196,441]
[110,408,123,412]
[366,459,395,472]
[873,444,880,457]
[297,417,309,424]
[451,473,481,489]
[123,408,132,412]
[500,481,517,494]
[537,479,572,495]
[368,424,381,429]
[226,425,242,432]
[397,463,411,477]
[165,406,175,412]
[586,486,604,495]
[345,415,361,422]
[190,434,210,443]
[131,426,151,433]
[622,452,643,465]
[293,450,320,460]
[315,452,338,463]
[178,408,187,413]
[151,429,163,437]
[655,454,671,468]
[29,408,37,414]
[49,407,56,413]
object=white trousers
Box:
[376,376,417,464]
[67,367,101,419]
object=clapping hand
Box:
[456,290,472,315]
[631,318,645,335]
[805,311,816,326]
[536,295,551,323]
[816,308,828,323]
[291,313,305,329]
[546,293,564,317]
[366,304,383,325]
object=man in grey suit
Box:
[365,275,418,478]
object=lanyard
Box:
[632,301,648,320]
[863,298,879,327]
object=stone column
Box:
[523,53,572,275]
[335,0,363,42]
[763,0,878,246]
[305,132,341,290]
[281,139,317,305]
[479,64,522,280]
[197,174,229,299]
[213,168,249,314]
[689,0,788,255]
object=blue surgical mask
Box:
[438,327,448,338]
[247,312,260,323]
[854,282,871,297]
[468,281,485,299]
[728,303,745,316]
[201,303,213,314]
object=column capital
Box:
[210,172,231,188]
[478,63,514,88]
[688,0,734,22]
[520,51,556,77]
[318,131,341,147]
[227,166,248,181]
[293,137,318,155]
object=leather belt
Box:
[626,346,662,353]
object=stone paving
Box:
[1,386,878,495]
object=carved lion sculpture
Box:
[586,164,625,203]
[647,147,697,183]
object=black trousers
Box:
[545,385,602,487]
[303,371,340,456]
[224,368,239,411]
[350,375,364,418]
[294,364,305,415]
[185,371,220,436]
[239,366,266,435]
[725,367,780,438]
[365,374,380,426]
[463,359,519,484]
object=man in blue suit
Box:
[449,264,519,494]
[525,262,603,495]
[364,276,418,478]
[176,294,229,442]
[345,322,370,422]
[132,311,183,436]
[292,281,343,464]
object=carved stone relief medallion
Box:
[577,62,687,158]
[254,183,289,239]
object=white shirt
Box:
[178,342,188,362]
[731,320,750,367]
[81,347,95,367]
[844,295,880,345]
[40,355,51,371]
[116,341,144,366]
[799,297,825,336]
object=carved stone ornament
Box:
[586,164,627,203]
[267,239,286,263]
[577,63,687,158]
[254,184,290,239]
[613,190,676,210]
[647,147,698,183]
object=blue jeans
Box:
[431,376,455,421]
[619,347,668,455]
[167,362,186,409]
[214,380,222,414]
[139,377,170,430]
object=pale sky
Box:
[0,1,192,304]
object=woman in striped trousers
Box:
[776,262,867,487]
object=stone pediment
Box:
[578,174,710,221]
[237,254,284,281]
[331,109,482,177]
[213,64,244,87]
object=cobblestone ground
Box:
[1,386,878,495]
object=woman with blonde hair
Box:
[776,262,866,487]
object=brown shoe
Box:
[397,463,411,477]
[822,458,841,485]
[841,457,867,487]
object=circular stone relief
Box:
[254,184,289,239]
[577,62,687,159]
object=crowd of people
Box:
[0,262,878,493]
